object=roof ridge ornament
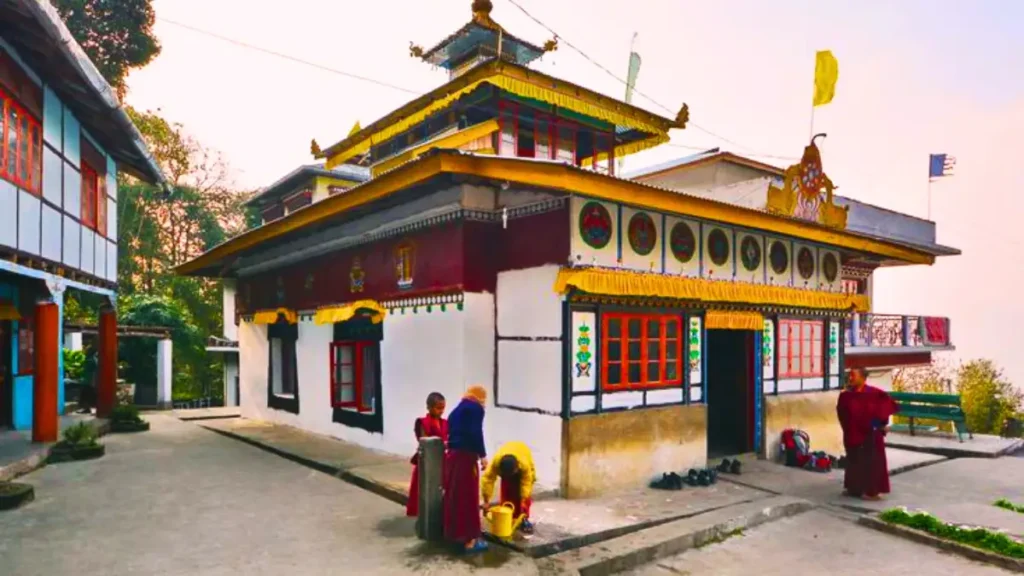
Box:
[672,103,690,129]
[472,0,498,29]
[766,133,849,229]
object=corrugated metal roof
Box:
[246,163,371,206]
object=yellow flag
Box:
[813,50,839,107]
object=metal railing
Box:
[845,313,952,348]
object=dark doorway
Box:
[0,321,11,428]
[706,329,755,457]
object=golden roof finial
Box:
[310,139,322,157]
[472,0,499,29]
[672,103,690,129]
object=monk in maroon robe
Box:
[837,368,899,500]
[406,392,448,517]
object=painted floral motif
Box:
[627,212,656,256]
[822,252,839,283]
[740,236,762,272]
[575,323,592,378]
[688,316,702,380]
[350,257,365,293]
[769,241,789,275]
[707,228,730,267]
[797,247,815,280]
[579,201,613,249]
[670,221,696,263]
[762,319,775,376]
[828,321,840,374]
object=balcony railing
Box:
[845,314,952,349]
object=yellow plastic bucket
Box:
[486,502,516,539]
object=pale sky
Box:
[127,0,1024,387]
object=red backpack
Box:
[780,429,811,467]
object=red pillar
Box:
[96,307,117,418]
[32,302,59,443]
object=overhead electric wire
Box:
[503,0,798,161]
[159,12,795,161]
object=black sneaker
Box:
[668,472,684,490]
[697,470,711,486]
[729,460,742,475]
[716,458,732,473]
[684,469,699,486]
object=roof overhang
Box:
[0,0,165,187]
[317,59,680,169]
[177,150,937,277]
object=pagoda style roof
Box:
[245,163,370,208]
[178,149,936,277]
[317,59,686,169]
[414,0,552,70]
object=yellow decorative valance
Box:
[371,119,500,178]
[252,308,298,325]
[313,300,387,325]
[705,310,764,331]
[0,303,20,321]
[553,267,870,313]
[326,68,672,169]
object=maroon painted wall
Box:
[237,221,464,314]
[462,206,570,293]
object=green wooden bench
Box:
[890,392,972,443]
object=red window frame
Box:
[601,312,683,390]
[0,87,42,195]
[778,319,824,378]
[81,161,99,232]
[330,341,375,413]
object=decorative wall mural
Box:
[740,236,762,271]
[707,228,730,267]
[762,319,775,379]
[395,241,416,290]
[797,246,815,280]
[689,316,702,385]
[828,321,841,375]
[575,323,593,378]
[670,221,697,263]
[770,240,789,275]
[349,257,365,293]
[579,201,613,249]
[627,212,657,256]
[822,252,839,283]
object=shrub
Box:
[63,349,86,382]
[880,508,1024,558]
[61,422,99,447]
[110,404,142,424]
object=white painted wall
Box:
[223,355,239,406]
[235,289,563,492]
[222,279,238,341]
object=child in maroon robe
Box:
[837,368,899,500]
[406,392,448,517]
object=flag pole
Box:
[927,178,933,220]
[809,52,817,140]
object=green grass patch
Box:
[696,528,744,549]
[879,508,1024,559]
[994,499,1024,514]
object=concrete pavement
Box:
[627,510,1013,575]
[0,414,537,576]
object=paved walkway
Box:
[0,415,538,576]
[627,510,1012,575]
[0,414,106,481]
[886,431,1023,458]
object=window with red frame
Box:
[778,319,823,378]
[0,88,42,195]
[81,138,107,236]
[330,341,379,413]
[601,312,683,390]
[81,162,99,230]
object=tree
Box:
[52,0,161,100]
[957,360,1020,436]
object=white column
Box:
[156,338,173,409]
[224,355,239,407]
[64,332,83,351]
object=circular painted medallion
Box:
[769,241,789,275]
[669,222,697,263]
[707,228,730,266]
[740,236,762,272]
[627,212,657,256]
[578,201,613,250]
[797,247,815,280]
[822,252,839,282]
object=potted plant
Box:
[109,404,150,433]
[48,422,105,463]
[0,481,34,511]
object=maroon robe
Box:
[406,415,448,517]
[837,384,899,497]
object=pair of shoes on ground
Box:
[520,519,535,535]
[715,458,743,475]
[463,539,489,554]
[685,467,718,487]
[650,472,684,490]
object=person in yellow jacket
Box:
[481,441,536,534]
